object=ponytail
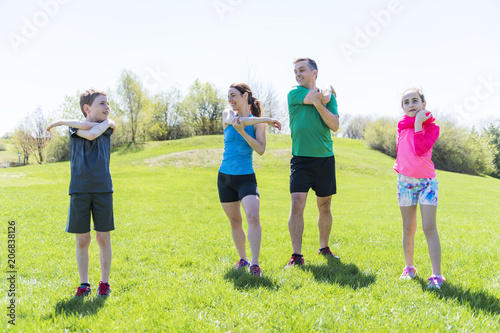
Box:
[249,96,262,117]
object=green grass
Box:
[1,135,499,332]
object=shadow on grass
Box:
[415,277,500,316]
[224,269,279,291]
[46,296,107,319]
[115,142,145,155]
[301,257,376,290]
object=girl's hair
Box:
[80,89,107,117]
[229,83,262,117]
[401,88,425,106]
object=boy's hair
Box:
[401,88,425,106]
[293,57,318,78]
[80,89,107,117]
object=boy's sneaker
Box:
[427,276,446,289]
[400,266,417,280]
[286,253,304,267]
[250,265,262,277]
[97,281,111,298]
[74,284,91,298]
[318,247,340,259]
[235,259,250,270]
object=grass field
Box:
[1,135,499,332]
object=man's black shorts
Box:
[218,172,259,203]
[67,192,114,233]
[290,155,336,197]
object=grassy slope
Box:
[1,135,499,332]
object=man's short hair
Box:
[293,58,318,72]
[79,89,107,117]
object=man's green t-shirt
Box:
[288,85,338,157]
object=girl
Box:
[218,83,281,277]
[394,88,445,289]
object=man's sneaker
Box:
[286,253,304,267]
[427,276,446,289]
[74,284,91,298]
[400,266,417,280]
[318,247,340,259]
[250,265,262,277]
[235,259,250,270]
[97,281,111,298]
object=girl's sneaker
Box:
[400,266,417,279]
[427,276,446,289]
[235,259,250,270]
[250,265,262,277]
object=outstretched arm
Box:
[238,116,281,131]
[46,119,101,131]
[75,119,115,141]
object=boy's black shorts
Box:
[67,192,114,233]
[290,155,336,197]
[217,172,259,203]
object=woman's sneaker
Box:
[235,259,250,270]
[400,266,417,279]
[250,265,262,277]
[427,276,446,289]
[97,281,111,298]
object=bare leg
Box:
[221,201,247,261]
[317,195,332,249]
[241,195,261,266]
[420,205,441,275]
[400,206,418,267]
[288,192,308,254]
[95,231,112,283]
[75,232,91,284]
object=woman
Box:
[217,83,281,277]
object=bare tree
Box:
[13,108,51,164]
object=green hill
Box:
[1,135,499,332]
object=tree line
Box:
[340,114,500,178]
[10,69,286,164]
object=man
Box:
[286,58,340,266]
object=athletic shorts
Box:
[290,155,336,197]
[67,192,115,233]
[217,172,259,203]
[397,174,438,207]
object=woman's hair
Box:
[229,83,262,117]
[401,88,425,106]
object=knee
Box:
[95,232,111,247]
[76,234,91,249]
[290,198,306,215]
[245,210,260,225]
[422,223,438,237]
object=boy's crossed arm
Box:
[47,119,116,141]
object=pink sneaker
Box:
[427,276,446,289]
[400,266,417,279]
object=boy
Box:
[47,89,116,298]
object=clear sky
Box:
[1,0,499,137]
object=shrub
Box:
[364,117,398,157]
[45,134,70,162]
[432,120,494,175]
